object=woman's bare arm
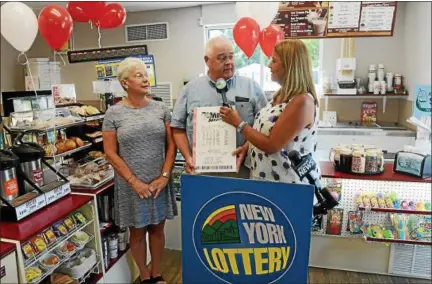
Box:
[161,121,176,174]
[240,95,315,154]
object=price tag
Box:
[45,188,58,205]
[15,195,46,220]
[45,183,71,204]
[60,183,71,198]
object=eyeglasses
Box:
[125,72,148,80]
[216,53,234,63]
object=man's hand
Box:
[185,156,195,174]
[149,176,169,199]
[130,177,152,199]
[233,142,249,173]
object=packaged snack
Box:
[63,216,75,230]
[25,267,42,283]
[361,101,377,124]
[22,241,36,259]
[73,212,87,224]
[354,192,364,207]
[31,234,47,253]
[347,211,363,234]
[370,195,378,208]
[326,209,344,235]
[327,183,342,202]
[376,193,386,208]
[42,228,57,245]
[41,253,60,267]
[53,221,69,237]
[391,214,409,240]
[416,201,425,211]
[57,241,76,256]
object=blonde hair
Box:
[117,57,147,81]
[273,40,319,106]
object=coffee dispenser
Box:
[0,149,20,201]
[12,131,45,192]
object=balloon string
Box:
[17,52,38,98]
[97,26,102,48]
[54,50,67,66]
[90,20,93,29]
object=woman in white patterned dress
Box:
[220,39,320,184]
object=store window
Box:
[205,25,322,97]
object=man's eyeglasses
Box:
[216,54,234,63]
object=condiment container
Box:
[365,150,378,174]
[351,150,366,173]
[339,148,353,172]
[108,234,118,259]
[329,146,343,167]
[377,64,385,81]
[117,228,127,251]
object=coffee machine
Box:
[12,131,45,192]
[336,58,357,95]
[0,149,20,201]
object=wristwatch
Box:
[237,121,248,133]
[161,172,169,179]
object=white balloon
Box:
[248,2,280,29]
[1,2,38,52]
[235,2,252,19]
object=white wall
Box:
[403,2,432,101]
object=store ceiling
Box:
[23,1,224,12]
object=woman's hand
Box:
[130,177,152,199]
[233,142,249,173]
[149,176,169,198]
[220,107,242,128]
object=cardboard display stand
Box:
[181,175,314,284]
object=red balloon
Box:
[233,17,260,58]
[66,2,89,22]
[38,5,73,51]
[94,3,126,29]
[259,24,285,57]
[81,1,106,22]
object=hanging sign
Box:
[181,175,314,284]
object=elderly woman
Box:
[220,39,320,184]
[102,57,177,284]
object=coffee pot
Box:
[12,131,45,192]
[0,149,20,201]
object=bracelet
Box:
[237,121,248,133]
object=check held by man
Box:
[171,36,267,178]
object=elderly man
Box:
[171,36,267,178]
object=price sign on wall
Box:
[274,1,397,39]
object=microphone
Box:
[288,151,322,189]
[215,78,230,107]
[288,150,339,216]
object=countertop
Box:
[318,121,415,137]
[0,195,93,242]
[320,161,431,183]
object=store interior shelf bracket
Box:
[324,94,408,113]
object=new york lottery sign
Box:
[182,175,314,284]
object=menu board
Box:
[275,1,397,39]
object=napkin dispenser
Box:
[393,151,431,178]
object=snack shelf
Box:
[358,206,432,215]
[45,143,92,159]
[24,219,94,269]
[365,237,432,246]
[105,244,129,273]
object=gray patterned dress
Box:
[102,100,178,228]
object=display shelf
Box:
[86,272,103,284]
[0,195,93,242]
[365,237,432,246]
[323,92,408,113]
[8,120,85,133]
[72,180,114,195]
[23,220,94,268]
[358,206,432,215]
[45,143,92,159]
[105,244,129,273]
[320,161,432,183]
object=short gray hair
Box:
[205,36,233,57]
[117,57,147,81]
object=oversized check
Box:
[193,106,236,173]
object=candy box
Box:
[22,241,36,260]
[53,221,69,238]
[31,234,47,253]
[42,228,57,245]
